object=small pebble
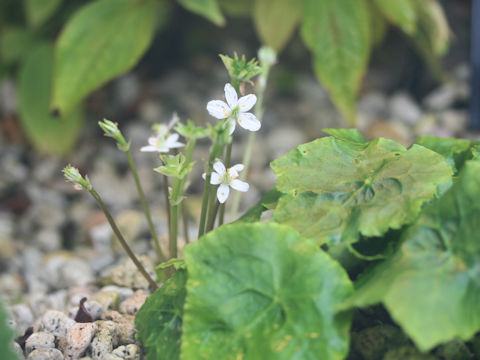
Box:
[104,311,136,345]
[100,286,134,302]
[119,290,148,315]
[7,304,34,336]
[35,310,75,339]
[25,332,55,355]
[89,320,119,360]
[28,348,64,360]
[112,344,141,360]
[63,322,98,360]
[89,291,120,313]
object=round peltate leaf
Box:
[182,223,353,360]
[135,269,187,360]
[342,161,480,351]
[271,131,452,247]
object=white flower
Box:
[206,83,261,134]
[140,133,184,153]
[202,160,249,203]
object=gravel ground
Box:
[0,59,477,359]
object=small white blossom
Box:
[140,133,184,153]
[202,160,249,203]
[206,83,260,134]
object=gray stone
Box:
[89,321,119,360]
[68,300,103,321]
[0,273,23,303]
[42,253,94,290]
[35,310,75,339]
[25,332,55,355]
[389,92,421,125]
[438,109,468,135]
[89,291,120,313]
[104,311,136,345]
[99,287,134,302]
[107,256,156,290]
[63,323,98,360]
[7,304,34,336]
[357,91,388,124]
[424,84,458,111]
[266,126,307,159]
[119,290,148,315]
[35,229,61,252]
[28,290,68,319]
[28,348,64,360]
[13,341,25,359]
[111,344,141,360]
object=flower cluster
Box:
[207,83,260,134]
[203,160,249,203]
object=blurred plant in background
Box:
[0,0,450,155]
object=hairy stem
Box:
[125,150,165,262]
[89,188,158,290]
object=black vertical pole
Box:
[470,0,480,129]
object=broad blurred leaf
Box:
[136,269,187,360]
[301,0,370,124]
[177,0,225,26]
[0,301,18,360]
[366,0,389,48]
[182,223,353,360]
[18,43,83,155]
[341,161,480,351]
[218,0,253,17]
[253,0,301,52]
[52,0,161,116]
[413,0,450,56]
[271,132,452,246]
[414,135,477,173]
[373,0,417,34]
[0,26,35,64]
[24,0,62,28]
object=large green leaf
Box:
[24,0,62,29]
[135,269,187,360]
[253,0,301,52]
[0,26,35,64]
[237,188,281,223]
[177,0,225,26]
[271,130,452,247]
[0,301,18,360]
[301,0,370,124]
[51,0,161,116]
[181,223,353,360]
[373,0,417,34]
[414,135,477,173]
[18,43,83,155]
[341,161,480,351]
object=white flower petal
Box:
[165,134,184,149]
[238,112,261,132]
[213,160,226,175]
[202,173,206,180]
[231,179,249,192]
[230,164,244,173]
[238,94,257,112]
[224,83,238,108]
[210,172,222,185]
[229,119,236,135]
[140,145,169,152]
[207,100,231,119]
[148,137,158,146]
[217,184,230,203]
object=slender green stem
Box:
[218,142,232,225]
[89,188,158,290]
[163,174,171,249]
[206,199,220,232]
[230,63,272,220]
[170,195,179,258]
[182,203,190,244]
[125,150,165,262]
[198,139,224,238]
